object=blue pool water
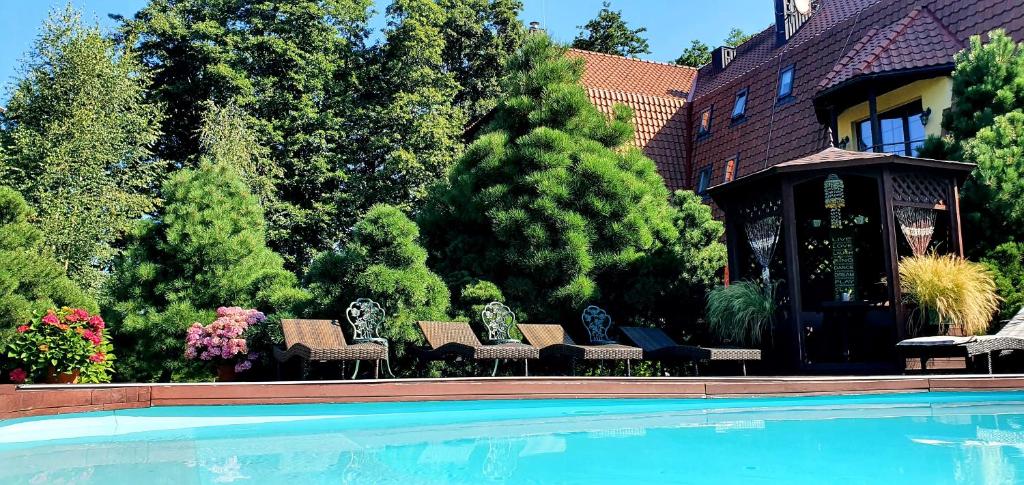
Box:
[3,392,1024,484]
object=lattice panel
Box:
[891,175,949,207]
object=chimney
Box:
[528,21,544,34]
[712,46,736,70]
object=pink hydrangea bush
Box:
[185,307,265,373]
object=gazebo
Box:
[708,148,974,372]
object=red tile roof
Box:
[571,49,697,189]
[568,49,698,99]
[818,7,963,92]
[586,88,688,189]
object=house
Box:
[573,0,1024,372]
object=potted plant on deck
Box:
[705,280,779,348]
[184,307,265,381]
[899,254,1000,337]
[5,308,114,384]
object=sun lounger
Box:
[620,326,761,375]
[897,306,1024,373]
[273,318,388,378]
[417,320,539,376]
[517,306,642,375]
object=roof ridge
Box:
[566,48,699,73]
[854,7,923,76]
[585,87,689,105]
[914,6,965,50]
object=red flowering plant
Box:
[6,308,115,383]
[185,307,265,374]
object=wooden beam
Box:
[880,169,904,340]
[892,201,948,211]
[950,180,964,258]
[868,89,883,153]
[781,178,804,369]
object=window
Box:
[856,100,926,156]
[696,166,713,196]
[777,65,795,99]
[697,107,713,136]
[724,157,738,182]
[731,89,748,119]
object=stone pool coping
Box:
[4,374,1024,420]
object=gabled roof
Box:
[570,49,696,190]
[568,49,697,99]
[818,7,962,92]
[586,87,688,189]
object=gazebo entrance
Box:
[709,148,974,372]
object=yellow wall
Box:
[836,76,953,150]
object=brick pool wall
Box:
[4,375,1024,420]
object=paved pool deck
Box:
[4,374,1024,420]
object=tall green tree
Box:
[571,1,650,58]
[0,6,162,293]
[961,111,1024,254]
[943,30,1024,144]
[437,0,525,121]
[305,204,450,359]
[123,0,373,268]
[348,0,466,226]
[420,34,720,326]
[106,113,308,382]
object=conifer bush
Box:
[106,161,308,382]
[305,204,450,359]
[420,34,723,327]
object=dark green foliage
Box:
[675,39,711,67]
[421,34,722,328]
[0,187,96,367]
[454,278,506,322]
[674,28,755,67]
[981,242,1024,321]
[571,2,650,58]
[305,204,449,358]
[0,6,162,294]
[106,152,308,382]
[123,0,373,268]
[942,30,1024,143]
[437,0,525,121]
[961,111,1024,254]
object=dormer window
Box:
[697,107,713,137]
[777,65,795,100]
[731,89,748,119]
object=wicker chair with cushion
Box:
[517,306,642,375]
[620,326,761,375]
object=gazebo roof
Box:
[708,148,974,201]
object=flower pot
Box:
[46,367,80,384]
[217,363,237,382]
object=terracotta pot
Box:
[46,367,80,384]
[217,363,237,382]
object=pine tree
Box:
[675,40,712,67]
[0,186,96,354]
[0,6,162,294]
[305,204,450,357]
[943,30,1024,143]
[106,116,308,382]
[571,2,650,58]
[123,0,373,269]
[961,110,1024,252]
[420,34,720,325]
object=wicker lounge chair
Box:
[417,303,539,376]
[620,326,761,375]
[517,306,642,376]
[897,306,1024,374]
[273,318,388,378]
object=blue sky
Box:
[1,0,773,96]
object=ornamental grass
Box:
[899,254,1000,336]
[706,280,777,346]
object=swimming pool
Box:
[2,391,1023,484]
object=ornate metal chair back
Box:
[346,298,386,342]
[581,305,614,344]
[481,301,518,343]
